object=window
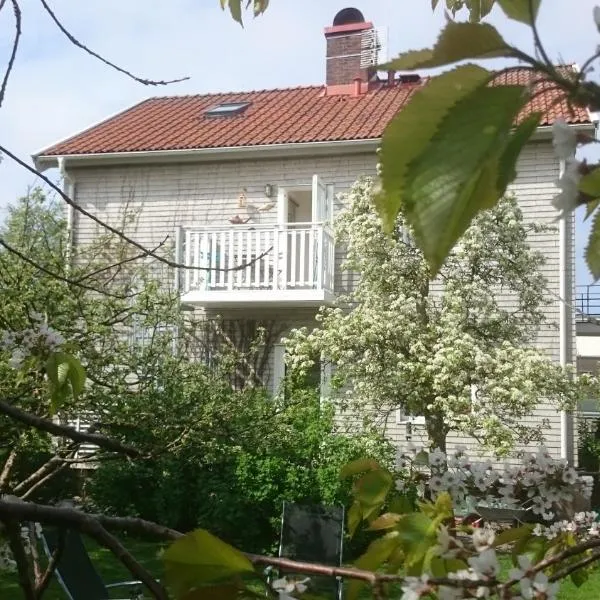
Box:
[272,344,331,399]
[204,102,250,117]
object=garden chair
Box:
[39,525,145,600]
[268,502,345,600]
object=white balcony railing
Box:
[178,223,335,306]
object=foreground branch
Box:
[4,519,35,600]
[0,400,141,457]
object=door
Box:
[311,176,333,288]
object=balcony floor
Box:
[181,288,335,308]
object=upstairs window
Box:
[204,102,250,117]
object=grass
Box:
[1,538,600,599]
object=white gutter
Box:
[58,157,75,271]
[558,158,574,463]
[33,138,381,171]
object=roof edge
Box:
[33,122,597,171]
[33,138,382,171]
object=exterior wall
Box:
[68,140,572,459]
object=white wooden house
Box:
[33,8,595,460]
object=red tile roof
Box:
[36,66,592,158]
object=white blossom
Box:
[401,575,430,600]
[552,119,577,160]
[552,158,582,216]
[472,528,495,552]
[468,549,499,579]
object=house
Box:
[33,7,595,460]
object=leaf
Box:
[378,64,491,233]
[45,352,86,412]
[353,469,393,507]
[348,532,400,600]
[586,198,600,220]
[163,529,254,598]
[340,458,381,479]
[571,568,589,588]
[369,512,402,530]
[227,0,243,25]
[493,525,534,547]
[347,501,362,537]
[403,84,529,273]
[586,210,600,280]
[383,22,513,71]
[579,167,600,198]
[413,450,429,466]
[497,0,541,23]
[496,112,542,193]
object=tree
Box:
[285,178,588,454]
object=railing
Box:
[576,285,600,321]
[181,223,334,297]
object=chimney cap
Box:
[332,7,365,26]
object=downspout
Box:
[58,157,75,272]
[558,159,574,463]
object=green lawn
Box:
[1,538,600,599]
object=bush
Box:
[85,380,394,554]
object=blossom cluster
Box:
[532,511,600,541]
[401,526,561,600]
[398,445,590,522]
[0,313,65,369]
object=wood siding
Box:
[68,141,573,459]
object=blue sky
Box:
[0,0,598,284]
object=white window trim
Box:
[395,410,425,426]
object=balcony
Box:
[177,223,335,307]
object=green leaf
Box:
[586,210,600,281]
[497,113,542,193]
[163,529,254,598]
[493,525,534,548]
[579,167,600,197]
[378,64,491,233]
[369,512,402,530]
[383,22,512,71]
[413,450,429,466]
[353,469,393,507]
[497,0,541,23]
[586,198,600,220]
[225,0,243,24]
[348,532,400,600]
[347,501,362,537]
[340,458,381,479]
[45,352,86,412]
[571,568,589,588]
[403,84,529,273]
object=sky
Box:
[0,0,598,285]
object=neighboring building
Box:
[33,8,595,459]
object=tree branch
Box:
[549,551,600,583]
[0,500,168,599]
[0,400,141,457]
[0,238,138,300]
[38,0,188,86]
[34,527,64,599]
[4,519,35,600]
[0,0,21,109]
[0,447,18,492]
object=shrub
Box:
[85,379,394,554]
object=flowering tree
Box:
[285,179,589,454]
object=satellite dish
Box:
[333,7,365,26]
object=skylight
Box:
[205,102,250,117]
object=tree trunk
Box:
[425,411,449,453]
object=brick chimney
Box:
[325,8,375,86]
